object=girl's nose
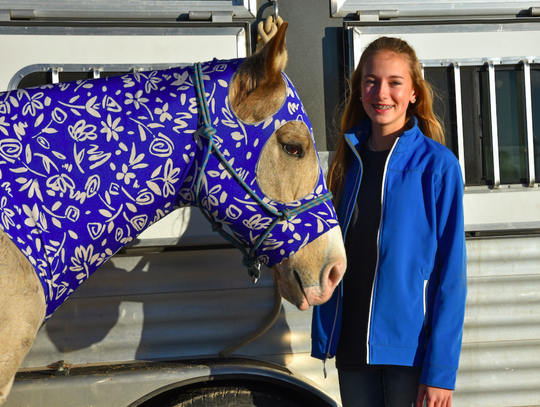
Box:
[375,82,388,99]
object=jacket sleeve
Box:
[421,160,467,390]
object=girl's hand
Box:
[416,384,453,407]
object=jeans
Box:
[338,365,423,407]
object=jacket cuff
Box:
[420,364,458,390]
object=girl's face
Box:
[360,51,416,137]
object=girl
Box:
[311,37,467,407]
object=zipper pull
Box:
[322,353,330,378]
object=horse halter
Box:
[192,62,333,283]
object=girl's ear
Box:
[410,89,417,104]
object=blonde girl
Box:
[311,37,467,407]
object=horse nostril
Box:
[326,262,345,290]
[293,269,305,291]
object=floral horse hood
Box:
[0,58,338,320]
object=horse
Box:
[0,23,346,404]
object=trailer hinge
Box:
[0,9,36,21]
[357,10,399,21]
[526,7,540,16]
[189,11,233,23]
[48,360,73,376]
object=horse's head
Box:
[194,23,346,310]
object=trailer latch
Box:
[189,11,233,23]
[48,360,73,376]
[526,7,540,16]
[357,10,399,21]
[0,9,36,21]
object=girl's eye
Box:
[283,144,304,158]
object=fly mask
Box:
[190,59,338,281]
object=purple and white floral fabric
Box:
[0,58,338,320]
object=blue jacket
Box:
[311,117,467,390]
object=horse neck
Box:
[173,59,245,209]
[174,134,205,209]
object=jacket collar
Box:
[343,116,421,155]
[336,116,423,235]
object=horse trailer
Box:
[1,1,540,406]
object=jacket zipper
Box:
[365,137,399,364]
[423,280,429,320]
[424,279,430,349]
[322,135,364,376]
[323,287,341,378]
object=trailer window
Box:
[17,71,127,89]
[424,63,540,187]
[480,65,527,185]
[533,65,540,182]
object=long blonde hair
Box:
[328,37,444,204]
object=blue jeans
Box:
[338,365,422,407]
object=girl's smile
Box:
[373,104,394,112]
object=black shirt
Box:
[335,142,390,370]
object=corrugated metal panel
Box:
[21,249,277,367]
[455,236,540,406]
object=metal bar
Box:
[530,6,540,16]
[522,60,536,187]
[272,0,279,21]
[236,27,247,59]
[9,9,36,20]
[488,61,501,189]
[453,63,466,184]
[92,68,101,79]
[51,67,61,84]
[351,27,360,73]
[189,11,211,21]
[419,57,540,69]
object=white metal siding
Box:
[456,236,540,406]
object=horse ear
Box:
[264,22,288,79]
[229,22,289,122]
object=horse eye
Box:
[282,143,304,158]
